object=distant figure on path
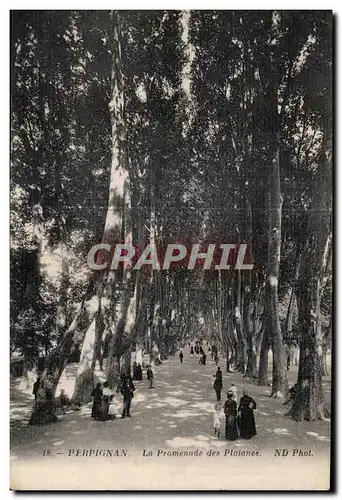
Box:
[179,350,184,363]
[238,390,257,439]
[33,377,41,400]
[224,391,238,441]
[190,345,194,357]
[213,367,223,401]
[213,402,224,438]
[136,363,143,381]
[146,365,154,389]
[91,383,103,420]
[121,374,135,418]
[214,353,219,365]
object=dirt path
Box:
[11,346,331,463]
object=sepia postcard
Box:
[10,9,332,491]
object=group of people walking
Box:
[88,343,257,443]
[212,369,257,441]
[209,344,219,364]
[91,381,114,421]
[91,374,136,421]
[90,364,157,421]
[189,341,210,365]
[185,342,258,442]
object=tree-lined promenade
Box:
[11,347,331,459]
[11,10,332,427]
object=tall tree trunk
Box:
[244,199,256,378]
[258,299,270,386]
[71,313,97,405]
[285,246,301,342]
[72,297,106,404]
[268,156,285,397]
[234,269,246,372]
[290,124,332,421]
[322,318,331,377]
[29,10,126,425]
[267,149,285,397]
[264,11,286,398]
[56,244,69,340]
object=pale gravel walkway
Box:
[11,346,331,461]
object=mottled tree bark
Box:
[244,200,257,378]
[29,10,126,424]
[290,125,332,421]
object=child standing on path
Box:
[108,395,120,420]
[213,402,224,438]
[179,350,184,363]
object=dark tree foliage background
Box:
[10,10,332,423]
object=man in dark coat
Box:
[91,383,103,420]
[121,374,135,418]
[146,365,154,389]
[213,367,223,401]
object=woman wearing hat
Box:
[224,390,238,440]
[238,390,257,439]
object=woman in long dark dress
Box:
[238,390,257,439]
[121,374,135,418]
[224,391,238,440]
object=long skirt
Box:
[91,401,102,420]
[239,409,257,439]
[100,397,111,421]
[225,414,238,441]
